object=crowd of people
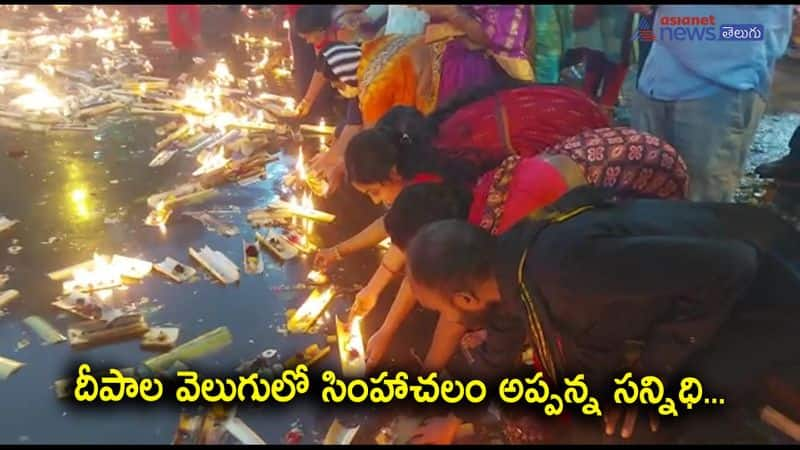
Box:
[170,4,800,444]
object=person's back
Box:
[639,5,791,101]
[633,6,793,202]
[515,188,800,396]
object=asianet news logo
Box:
[632,15,764,42]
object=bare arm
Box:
[336,215,388,257]
[350,244,405,319]
[378,276,418,336]
[423,315,467,373]
[359,244,405,297]
[328,123,362,161]
[298,70,328,116]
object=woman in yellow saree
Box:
[356,5,534,126]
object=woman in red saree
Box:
[361,127,690,378]
[313,82,612,271]
[399,80,611,176]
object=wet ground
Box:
[1,6,800,445]
[0,6,387,444]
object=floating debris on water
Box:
[16,339,30,351]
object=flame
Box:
[10,75,63,114]
[301,193,314,233]
[70,187,90,220]
[283,19,290,30]
[179,82,221,115]
[146,200,171,228]
[127,40,141,55]
[212,59,234,86]
[273,67,291,79]
[295,148,306,182]
[307,270,328,284]
[288,287,335,332]
[65,253,121,300]
[209,111,237,131]
[283,97,296,112]
[137,16,154,32]
[47,43,64,60]
[193,146,229,176]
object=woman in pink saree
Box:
[420,5,535,105]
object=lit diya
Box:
[335,316,366,378]
[287,287,335,334]
[145,200,172,227]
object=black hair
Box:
[294,5,333,35]
[378,106,436,152]
[345,105,488,186]
[406,219,495,295]
[344,125,439,185]
[366,80,535,187]
[385,182,473,250]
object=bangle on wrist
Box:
[333,246,343,260]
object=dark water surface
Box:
[0,113,400,444]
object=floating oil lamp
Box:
[137,16,154,33]
[61,253,152,298]
[62,254,122,299]
[269,196,336,224]
[336,316,366,378]
[145,200,172,229]
[212,59,234,87]
[291,147,329,197]
[287,287,335,333]
[306,270,329,285]
[192,146,230,176]
[300,117,336,136]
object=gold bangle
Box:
[333,246,343,260]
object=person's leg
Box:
[670,90,767,202]
[597,59,629,108]
[581,49,604,99]
[630,89,670,142]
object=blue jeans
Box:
[632,89,766,202]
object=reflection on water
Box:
[68,186,90,221]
